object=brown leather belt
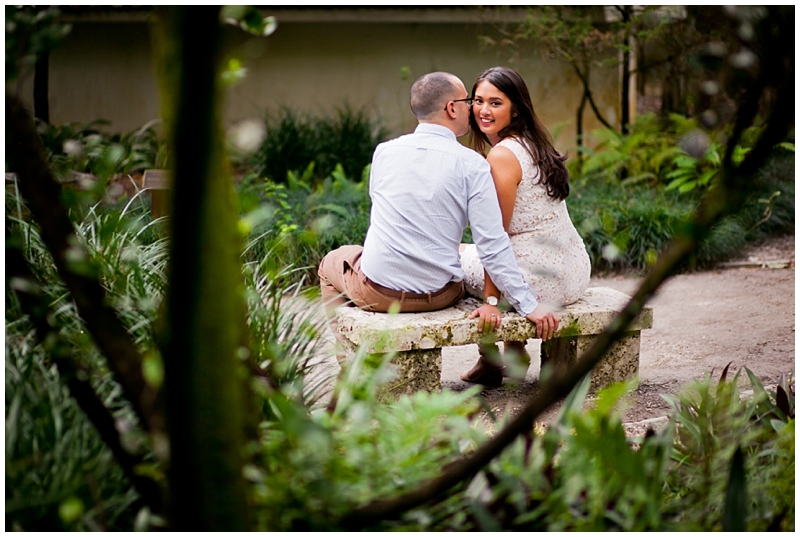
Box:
[364,277,461,302]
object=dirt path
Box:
[313,235,794,429]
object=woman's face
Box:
[472,80,513,144]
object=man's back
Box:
[361,124,490,293]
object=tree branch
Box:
[571,62,615,131]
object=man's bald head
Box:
[410,72,463,120]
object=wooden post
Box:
[142,169,170,218]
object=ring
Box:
[491,314,496,317]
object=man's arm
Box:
[465,159,538,316]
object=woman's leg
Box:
[503,340,531,381]
[460,342,504,387]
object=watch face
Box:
[486,296,498,306]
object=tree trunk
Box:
[151,7,250,530]
[576,89,587,168]
[620,6,632,135]
[33,51,50,124]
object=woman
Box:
[459,66,591,386]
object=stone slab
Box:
[336,286,653,354]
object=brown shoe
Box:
[460,343,505,387]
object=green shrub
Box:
[250,349,486,530]
[662,369,795,530]
[22,119,168,180]
[252,104,387,183]
[382,372,794,531]
[567,130,794,273]
[238,163,372,286]
[574,113,698,184]
[5,322,140,531]
[4,183,347,530]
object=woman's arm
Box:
[486,145,522,232]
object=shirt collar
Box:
[414,123,457,141]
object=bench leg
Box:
[541,331,640,389]
[383,348,442,395]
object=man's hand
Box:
[469,303,502,333]
[525,304,559,341]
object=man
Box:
[318,71,558,363]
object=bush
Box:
[4,184,334,530]
[381,371,794,531]
[566,117,794,273]
[251,104,388,184]
[238,163,372,286]
[20,119,168,180]
[5,322,141,531]
[5,189,162,531]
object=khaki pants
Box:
[318,245,464,356]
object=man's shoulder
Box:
[378,131,487,166]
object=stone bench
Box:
[335,286,653,394]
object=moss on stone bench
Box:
[335,286,653,394]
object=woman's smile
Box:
[472,80,513,145]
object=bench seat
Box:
[335,286,653,394]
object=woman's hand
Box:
[525,304,559,341]
[470,303,502,333]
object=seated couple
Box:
[318,67,590,387]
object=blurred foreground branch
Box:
[151,6,250,530]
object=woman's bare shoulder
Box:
[486,143,519,167]
[486,143,522,185]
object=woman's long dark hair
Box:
[468,66,569,201]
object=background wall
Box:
[11,9,621,154]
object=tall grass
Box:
[5,187,162,531]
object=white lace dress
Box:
[461,137,591,308]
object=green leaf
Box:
[665,176,689,190]
[672,154,697,168]
[142,351,164,390]
[698,169,717,186]
[722,446,747,531]
[554,373,591,426]
[732,145,751,166]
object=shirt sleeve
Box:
[465,157,539,316]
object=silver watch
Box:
[485,296,499,307]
